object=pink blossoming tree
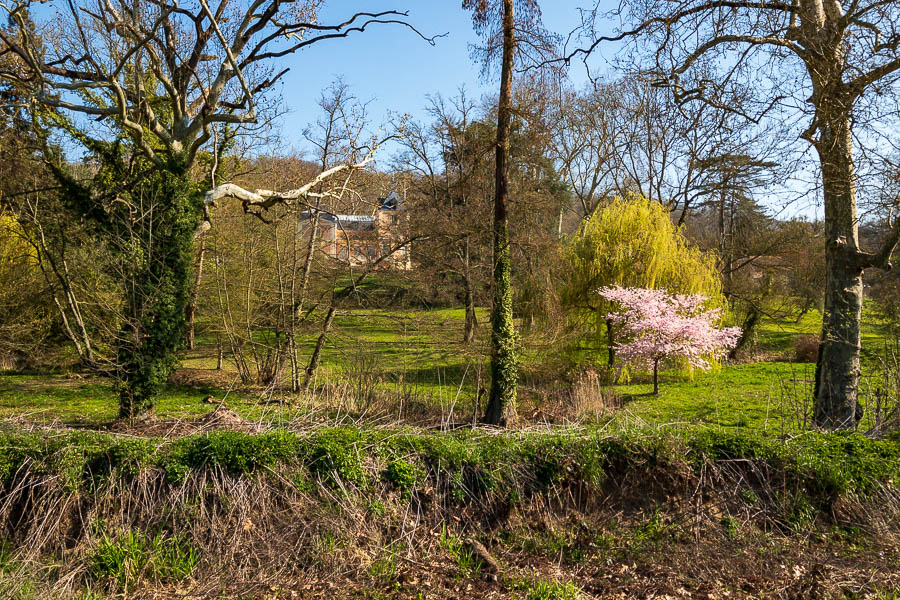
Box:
[598,286,742,394]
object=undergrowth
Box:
[0,426,898,597]
[89,528,198,590]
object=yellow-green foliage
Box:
[0,212,36,316]
[561,196,723,329]
[0,212,37,269]
[0,211,54,363]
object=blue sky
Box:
[271,1,611,153]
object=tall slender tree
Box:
[463,0,555,426]
[471,0,515,425]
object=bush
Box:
[174,429,301,477]
[306,428,368,488]
[793,334,819,362]
[383,459,424,498]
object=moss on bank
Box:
[1,426,897,501]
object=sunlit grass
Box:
[0,301,894,431]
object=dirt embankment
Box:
[0,427,897,599]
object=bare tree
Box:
[552,80,621,222]
[568,0,900,429]
[553,73,779,229]
[393,91,493,343]
[0,1,431,175]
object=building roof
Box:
[329,214,375,223]
[378,191,403,210]
[298,211,374,223]
[297,191,403,226]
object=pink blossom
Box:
[597,286,742,392]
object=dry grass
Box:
[0,429,898,599]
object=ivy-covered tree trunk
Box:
[483,0,518,426]
[115,164,202,419]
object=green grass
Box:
[0,375,257,424]
[439,525,484,579]
[0,306,496,427]
[1,303,896,433]
[509,575,583,600]
[755,303,889,359]
[90,529,198,591]
[187,306,491,400]
[613,362,813,432]
[3,426,897,501]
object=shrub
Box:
[306,428,367,487]
[793,334,819,362]
[176,430,301,476]
[383,459,424,498]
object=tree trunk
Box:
[297,206,320,318]
[117,168,201,420]
[653,358,659,396]
[652,358,659,395]
[302,303,337,391]
[483,0,518,427]
[728,307,759,361]
[463,237,478,344]
[185,240,206,350]
[813,106,863,430]
[557,203,564,239]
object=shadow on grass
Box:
[618,391,658,405]
[385,361,482,388]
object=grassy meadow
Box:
[2,301,900,599]
[1,299,895,434]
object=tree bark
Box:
[302,303,337,391]
[652,358,660,395]
[483,0,518,427]
[463,237,478,344]
[185,240,206,350]
[729,308,759,361]
[813,106,864,429]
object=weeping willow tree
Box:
[561,195,723,365]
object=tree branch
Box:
[855,216,900,270]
